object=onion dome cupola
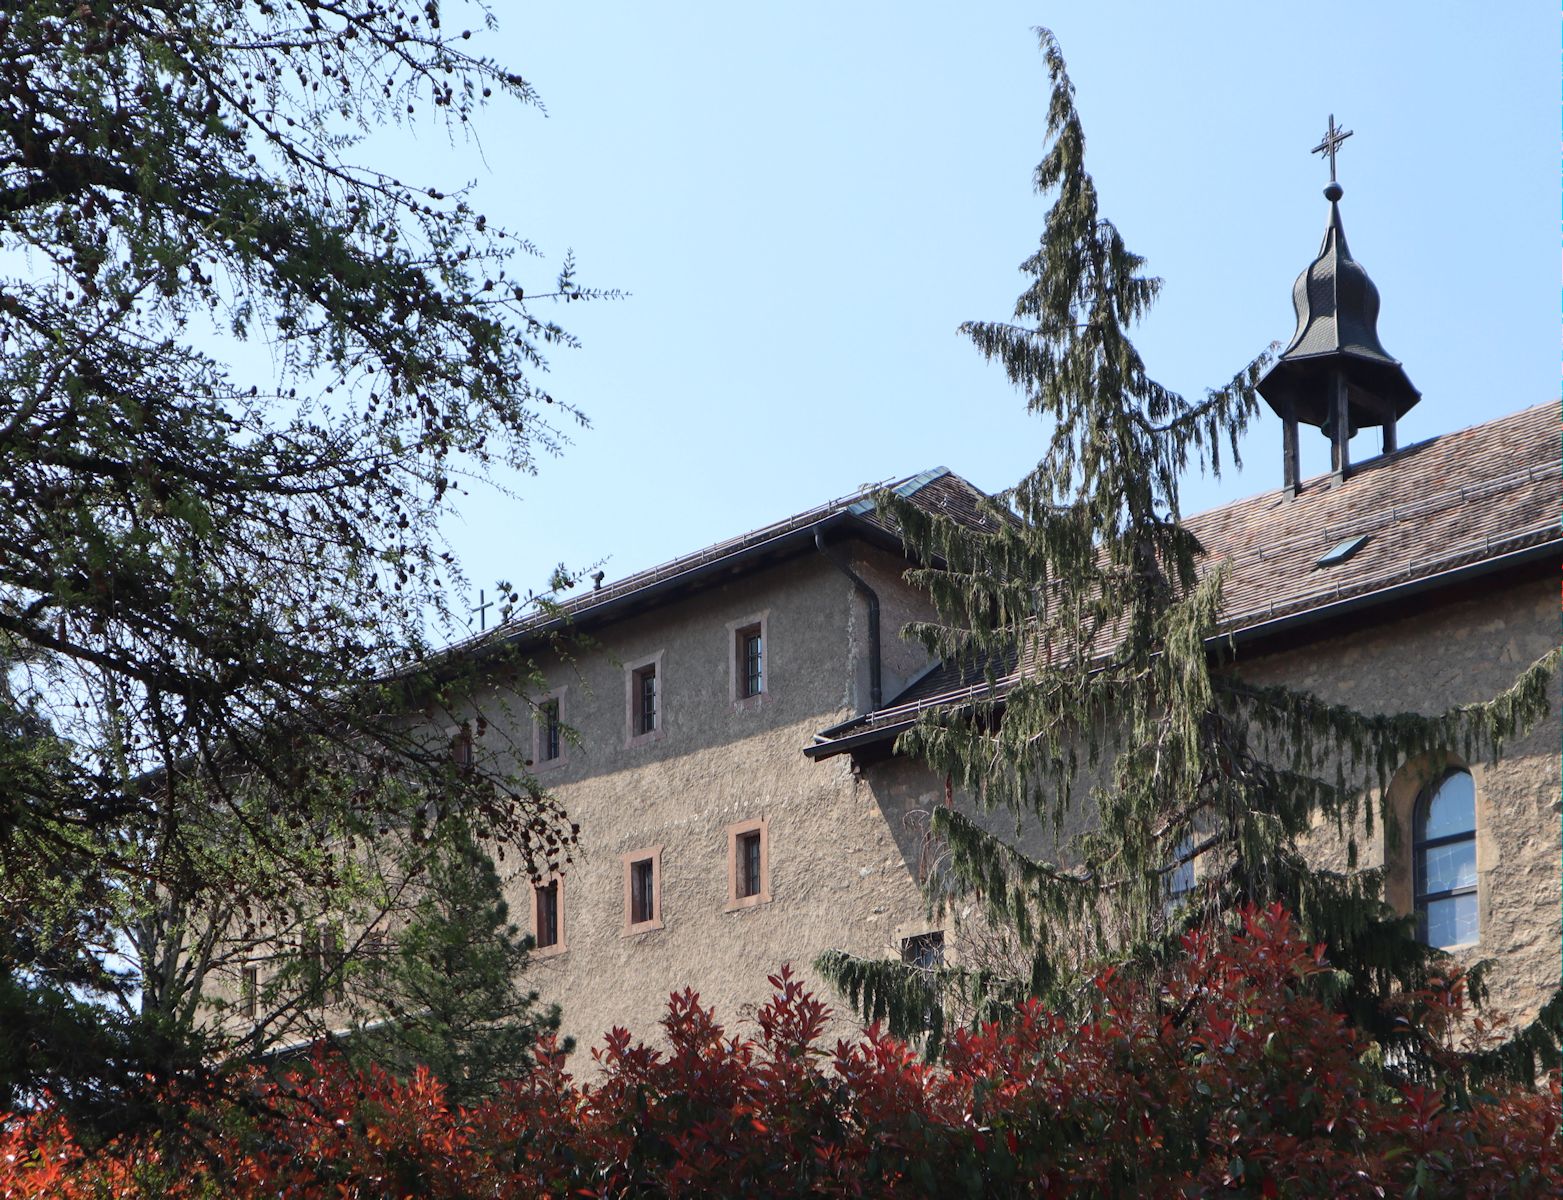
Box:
[1257,116,1420,494]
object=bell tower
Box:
[1256,116,1420,495]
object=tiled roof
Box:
[440,466,996,659]
[1188,401,1557,631]
[810,403,1560,752]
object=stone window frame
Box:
[620,845,665,936]
[727,611,770,710]
[894,919,947,1030]
[625,651,665,746]
[361,927,393,958]
[1383,751,1487,952]
[532,688,567,771]
[531,874,567,957]
[429,718,477,826]
[724,816,771,912]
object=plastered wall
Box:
[496,544,942,1054]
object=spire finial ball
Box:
[1324,180,1343,202]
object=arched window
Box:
[1414,768,1478,948]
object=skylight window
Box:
[1316,534,1370,568]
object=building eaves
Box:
[807,403,1561,761]
[430,465,994,668]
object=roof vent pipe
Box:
[815,525,882,713]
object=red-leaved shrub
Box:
[3,906,1556,1198]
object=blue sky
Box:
[424,3,1555,633]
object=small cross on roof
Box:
[1310,113,1353,183]
[471,588,494,631]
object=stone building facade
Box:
[464,399,1557,1054]
[265,174,1557,1059]
[478,472,989,1051]
[220,160,1557,1071]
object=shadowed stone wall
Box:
[1239,576,1559,1024]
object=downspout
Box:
[815,525,882,713]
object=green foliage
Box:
[0,0,598,1114]
[819,27,1558,1077]
[342,817,564,1106]
[815,948,949,1059]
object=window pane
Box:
[1166,834,1195,898]
[747,633,763,694]
[901,931,944,969]
[537,882,558,947]
[1419,838,1476,896]
[1421,893,1478,948]
[739,832,761,897]
[631,859,654,924]
[541,700,560,760]
[637,667,657,733]
[1417,771,1475,841]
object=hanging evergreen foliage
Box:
[818,28,1558,1078]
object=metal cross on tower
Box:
[1310,113,1353,183]
[471,588,494,632]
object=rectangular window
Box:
[622,847,664,934]
[539,699,561,762]
[1163,834,1196,917]
[901,930,945,970]
[451,724,474,773]
[631,859,654,924]
[729,615,769,707]
[725,816,770,911]
[634,664,658,735]
[738,831,762,898]
[738,625,763,698]
[305,928,343,1006]
[900,931,944,1031]
[302,932,320,1003]
[323,928,343,1004]
[241,965,259,1019]
[535,879,561,950]
[625,655,665,744]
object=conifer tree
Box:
[819,29,1558,1078]
[343,816,563,1107]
